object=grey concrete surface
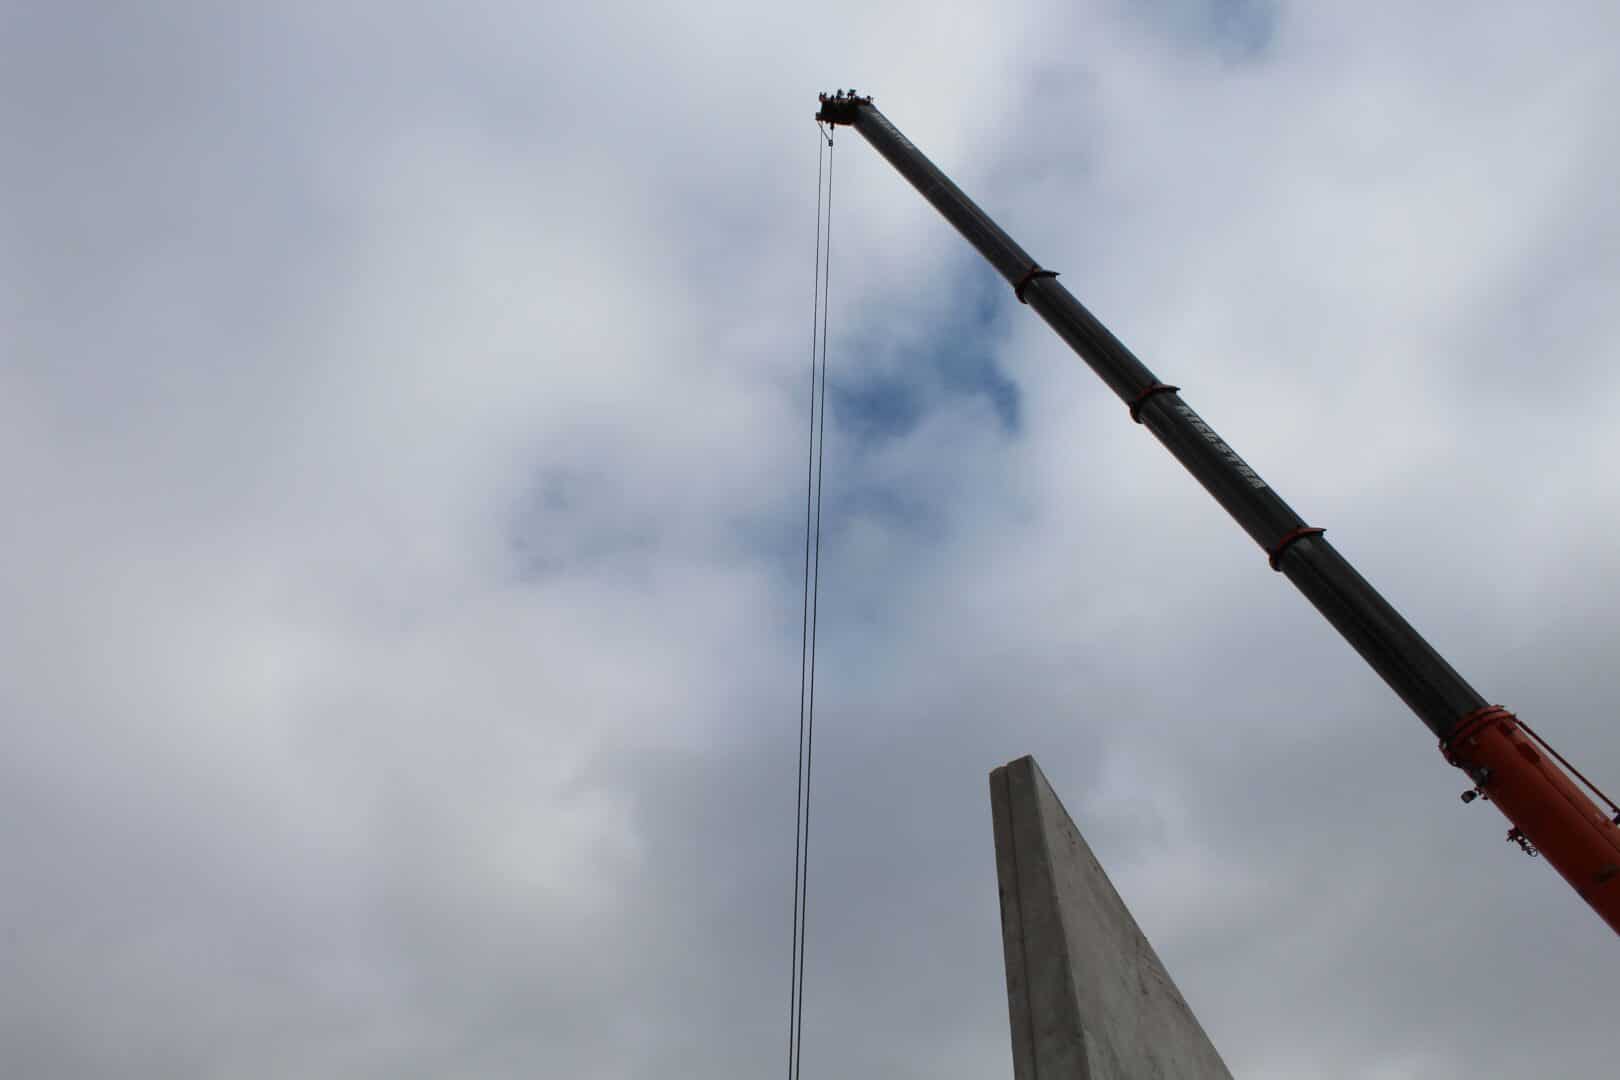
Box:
[990,755,1233,1080]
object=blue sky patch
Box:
[1128,0,1280,61]
[831,260,1021,448]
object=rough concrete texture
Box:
[990,755,1233,1080]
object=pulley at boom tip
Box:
[815,89,872,126]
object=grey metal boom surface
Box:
[817,92,1485,741]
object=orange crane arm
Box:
[817,90,1620,933]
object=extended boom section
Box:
[816,90,1620,933]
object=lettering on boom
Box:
[1172,401,1269,490]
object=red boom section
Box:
[1443,707,1620,933]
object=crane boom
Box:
[816,91,1620,934]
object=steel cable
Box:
[787,122,833,1080]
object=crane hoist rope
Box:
[787,120,834,1080]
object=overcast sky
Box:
[4,2,1619,1077]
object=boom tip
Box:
[815,89,873,126]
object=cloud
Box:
[3,2,1618,1078]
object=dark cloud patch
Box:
[834,262,1020,446]
[1125,0,1282,61]
[834,372,925,442]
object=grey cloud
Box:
[4,2,1618,1079]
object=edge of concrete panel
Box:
[989,755,1233,1080]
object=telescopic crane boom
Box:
[815,90,1620,934]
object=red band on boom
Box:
[1128,383,1181,423]
[1267,526,1325,570]
[1012,264,1059,304]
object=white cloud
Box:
[3,2,1618,1077]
